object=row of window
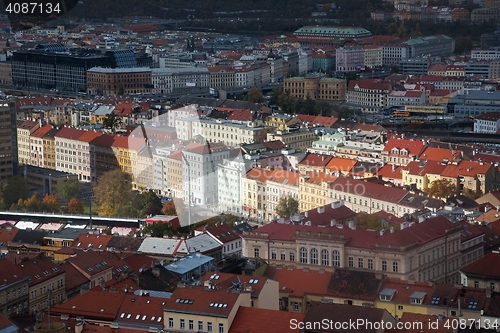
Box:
[168,318,224,332]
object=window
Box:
[310,248,318,265]
[294,303,299,311]
[321,249,329,266]
[368,259,373,269]
[332,250,340,267]
[198,321,203,331]
[348,257,354,267]
[254,247,260,258]
[398,305,403,310]
[271,249,276,260]
[382,260,387,271]
[393,261,398,273]
[358,258,364,268]
[411,298,422,305]
[281,250,286,261]
[180,319,185,329]
[218,323,224,333]
[207,322,213,332]
[189,320,194,331]
[300,247,308,264]
[290,251,295,261]
[168,318,174,328]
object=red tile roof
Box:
[377,164,404,179]
[229,306,305,333]
[441,160,493,178]
[380,278,436,304]
[54,127,86,140]
[0,259,30,286]
[17,255,64,286]
[261,140,286,151]
[299,153,333,167]
[383,138,426,156]
[404,160,448,176]
[264,266,332,297]
[73,234,112,250]
[476,112,500,121]
[420,147,462,162]
[228,109,254,121]
[348,79,391,91]
[31,125,53,138]
[460,252,500,278]
[326,157,357,173]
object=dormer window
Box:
[379,288,397,301]
[410,291,426,305]
[391,148,399,155]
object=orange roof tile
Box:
[441,160,493,178]
[326,157,357,173]
[264,266,332,297]
[229,306,305,333]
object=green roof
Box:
[404,35,453,45]
[294,26,372,36]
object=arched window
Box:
[310,248,318,265]
[299,247,308,264]
[332,250,341,267]
[321,249,329,266]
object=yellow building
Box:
[111,136,145,190]
[267,129,317,152]
[19,255,66,315]
[401,161,448,192]
[264,114,302,131]
[284,75,346,101]
[167,151,183,199]
[375,279,434,318]
[299,172,337,212]
[42,127,59,170]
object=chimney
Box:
[348,220,355,229]
[317,206,325,214]
[304,211,308,218]
[380,230,384,236]
[390,227,395,233]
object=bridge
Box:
[0,211,141,228]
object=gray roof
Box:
[88,67,151,73]
[165,253,214,275]
[138,237,188,256]
[379,288,397,297]
[410,291,427,299]
[185,234,222,254]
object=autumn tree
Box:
[275,195,299,218]
[66,198,84,214]
[163,201,178,216]
[42,194,61,212]
[246,86,264,103]
[13,192,43,212]
[54,180,82,201]
[93,169,133,216]
[1,176,30,209]
[142,222,175,237]
[425,179,457,199]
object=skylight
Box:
[468,301,478,309]
[431,297,440,305]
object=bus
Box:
[392,111,410,117]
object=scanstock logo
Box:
[129,105,247,227]
[2,0,79,31]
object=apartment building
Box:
[217,157,250,214]
[86,67,152,96]
[401,160,448,192]
[89,133,118,179]
[176,117,271,147]
[29,125,52,168]
[474,112,500,134]
[308,131,346,156]
[167,150,183,199]
[54,127,85,175]
[327,177,443,217]
[266,169,300,221]
[17,120,40,165]
[18,255,65,315]
[151,67,210,95]
[336,46,365,72]
[381,138,426,166]
[364,45,383,69]
[264,114,301,131]
[242,167,273,220]
[242,216,462,283]
[346,79,392,113]
[0,103,17,180]
[182,142,230,206]
[283,75,346,101]
[41,127,58,170]
[0,260,30,316]
[387,90,426,108]
[299,172,337,212]
[267,129,317,152]
[76,130,102,182]
[440,160,497,195]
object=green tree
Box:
[53,179,82,201]
[93,169,133,216]
[463,188,482,200]
[246,86,264,103]
[1,176,30,209]
[425,179,457,199]
[102,113,123,133]
[142,221,175,237]
[117,83,125,96]
[275,195,299,218]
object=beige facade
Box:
[299,173,337,212]
[264,115,301,131]
[267,130,317,152]
[167,152,183,199]
[284,76,346,101]
[243,217,462,284]
[364,46,383,68]
[29,273,66,315]
[17,120,40,166]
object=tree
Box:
[275,195,299,218]
[142,221,175,237]
[66,198,84,214]
[163,201,178,215]
[15,192,43,212]
[246,86,264,103]
[117,83,125,96]
[54,179,82,201]
[93,169,133,216]
[102,113,123,133]
[425,179,457,199]
[463,188,482,200]
[42,194,61,212]
[355,212,383,231]
[0,176,30,209]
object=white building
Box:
[54,127,85,176]
[217,157,250,214]
[474,112,500,134]
[181,142,231,206]
[151,67,210,95]
[308,131,346,155]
